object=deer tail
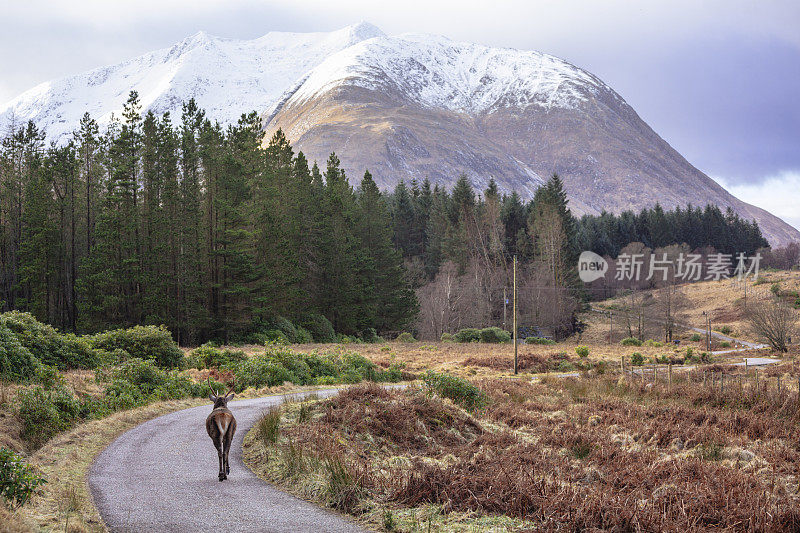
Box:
[216,416,229,438]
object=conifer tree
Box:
[357,171,418,332]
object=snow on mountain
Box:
[1,23,617,142]
[286,33,617,114]
[3,22,799,245]
[0,22,384,142]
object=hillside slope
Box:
[262,33,799,245]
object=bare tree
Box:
[748,297,798,352]
[416,261,463,339]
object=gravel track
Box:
[89,389,367,532]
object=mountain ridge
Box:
[1,23,797,246]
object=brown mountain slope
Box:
[261,39,798,246]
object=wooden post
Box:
[513,255,518,375]
[668,363,672,388]
[620,356,625,375]
[653,365,658,384]
[721,372,724,395]
[755,368,759,391]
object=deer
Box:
[206,378,237,481]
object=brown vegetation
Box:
[245,375,800,531]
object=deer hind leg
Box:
[214,439,225,481]
[223,428,234,476]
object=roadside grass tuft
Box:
[256,406,282,446]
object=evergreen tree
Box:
[357,171,418,332]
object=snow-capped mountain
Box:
[2,23,798,245]
[284,33,616,114]
[0,22,384,142]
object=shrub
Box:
[103,358,200,411]
[395,332,416,343]
[0,448,47,509]
[235,354,296,389]
[360,328,381,344]
[294,326,314,344]
[630,352,644,366]
[297,313,336,343]
[719,341,731,348]
[526,337,555,345]
[770,283,781,296]
[234,345,386,389]
[718,325,732,335]
[89,325,182,368]
[575,345,589,357]
[375,362,406,383]
[266,317,300,343]
[440,332,454,343]
[0,311,99,371]
[187,343,247,370]
[17,386,81,448]
[620,337,643,347]
[644,339,663,347]
[302,352,342,382]
[479,327,511,344]
[454,328,481,343]
[0,324,40,382]
[689,334,702,342]
[33,364,64,389]
[557,361,575,372]
[422,371,487,410]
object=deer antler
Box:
[207,377,219,398]
[224,378,236,399]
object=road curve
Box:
[89,389,367,533]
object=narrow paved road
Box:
[89,389,367,533]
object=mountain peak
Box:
[343,21,385,41]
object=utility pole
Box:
[609,311,613,342]
[513,255,518,375]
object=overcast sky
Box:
[2,0,798,230]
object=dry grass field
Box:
[598,270,800,344]
[244,372,800,531]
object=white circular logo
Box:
[578,251,608,282]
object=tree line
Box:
[573,204,768,259]
[0,91,771,342]
[0,92,415,344]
